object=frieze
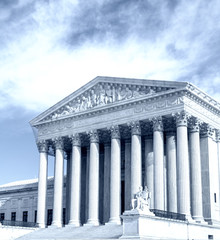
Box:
[49,83,158,120]
[133,96,184,114]
[183,96,220,123]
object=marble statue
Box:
[131,186,151,211]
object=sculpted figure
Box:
[99,86,106,105]
[125,87,132,99]
[105,85,113,103]
[131,186,151,211]
[90,89,97,107]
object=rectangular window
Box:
[34,210,37,223]
[23,211,28,222]
[214,193,217,203]
[11,212,16,221]
[0,213,5,221]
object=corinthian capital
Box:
[200,124,215,138]
[128,121,141,135]
[37,140,48,153]
[174,110,190,127]
[188,117,203,133]
[152,116,163,132]
[87,130,99,143]
[69,133,81,146]
[216,129,220,142]
[109,125,121,139]
[53,137,64,150]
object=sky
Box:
[0,0,220,185]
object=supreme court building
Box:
[30,76,220,229]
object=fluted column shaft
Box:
[37,141,48,228]
[69,134,81,226]
[166,132,177,213]
[52,138,64,227]
[189,121,204,222]
[176,111,191,218]
[130,121,142,199]
[108,126,121,224]
[153,117,164,210]
[145,137,154,209]
[86,130,100,226]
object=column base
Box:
[185,214,194,223]
[192,216,206,224]
[106,217,121,225]
[67,220,81,227]
[84,219,100,226]
[37,223,46,228]
[50,221,63,228]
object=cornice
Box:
[33,88,185,128]
[33,87,220,130]
[185,83,220,113]
[30,78,187,126]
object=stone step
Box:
[15,224,123,240]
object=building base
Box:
[120,209,220,240]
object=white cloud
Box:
[1,0,220,113]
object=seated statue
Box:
[131,186,151,211]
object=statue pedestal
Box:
[120,209,220,240]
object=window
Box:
[0,213,5,221]
[11,212,16,221]
[23,211,28,222]
[214,193,217,203]
[34,210,37,223]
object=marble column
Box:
[69,134,81,226]
[130,121,142,199]
[66,152,71,225]
[37,140,48,228]
[166,132,177,213]
[144,137,154,209]
[200,125,219,224]
[189,119,204,222]
[52,137,64,227]
[125,139,131,211]
[175,111,191,219]
[217,130,220,220]
[85,130,100,226]
[152,117,164,211]
[103,143,111,223]
[108,125,121,225]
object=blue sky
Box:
[0,0,220,185]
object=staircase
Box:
[15,224,123,240]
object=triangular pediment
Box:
[30,76,188,126]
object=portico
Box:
[31,76,220,228]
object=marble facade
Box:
[30,76,220,229]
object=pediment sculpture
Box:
[51,83,156,120]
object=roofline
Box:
[30,76,188,126]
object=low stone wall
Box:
[121,210,220,240]
[0,225,36,240]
